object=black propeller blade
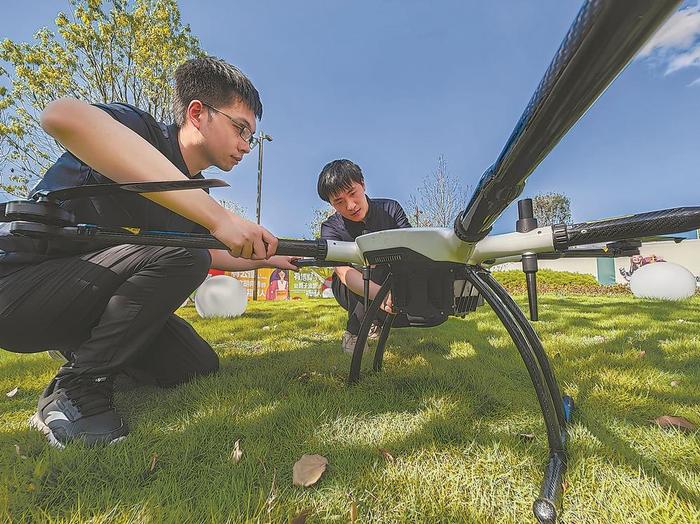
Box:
[34,178,230,202]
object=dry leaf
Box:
[148,452,158,472]
[6,387,18,398]
[637,350,646,358]
[670,380,680,387]
[230,439,243,463]
[652,415,696,432]
[262,325,271,331]
[350,500,359,522]
[518,433,536,442]
[293,454,328,487]
[267,473,277,515]
[378,447,395,463]
[290,509,311,524]
[562,480,569,492]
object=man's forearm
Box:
[209,250,268,271]
[40,98,227,232]
[338,267,383,299]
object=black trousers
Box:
[331,274,410,335]
[0,244,218,387]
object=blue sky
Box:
[2,1,699,238]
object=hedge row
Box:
[491,269,631,295]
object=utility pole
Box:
[252,131,273,300]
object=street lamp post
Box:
[253,131,273,300]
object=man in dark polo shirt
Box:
[0,56,297,448]
[318,159,412,354]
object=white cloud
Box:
[689,77,700,86]
[641,3,700,55]
[640,2,700,76]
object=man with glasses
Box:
[0,56,296,448]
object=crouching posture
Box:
[317,159,414,354]
[0,57,296,447]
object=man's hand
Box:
[267,255,301,271]
[210,212,278,260]
[380,291,394,314]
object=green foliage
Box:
[1,296,699,522]
[531,191,572,226]
[306,205,335,239]
[0,0,204,196]
[492,269,633,295]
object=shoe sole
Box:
[28,413,127,449]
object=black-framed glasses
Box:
[202,102,259,149]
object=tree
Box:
[0,0,204,196]
[217,199,249,220]
[306,205,335,239]
[531,192,572,226]
[408,155,470,227]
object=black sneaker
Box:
[29,373,128,448]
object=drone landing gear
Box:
[347,266,573,524]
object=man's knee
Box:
[195,346,219,377]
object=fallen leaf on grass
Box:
[293,454,328,487]
[652,416,696,432]
[350,500,358,522]
[518,433,536,442]
[670,380,680,387]
[637,351,646,358]
[141,452,158,480]
[230,439,243,463]
[148,452,158,471]
[290,509,310,523]
[6,387,18,398]
[378,447,395,463]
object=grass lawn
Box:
[1,295,699,523]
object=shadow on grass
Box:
[1,296,699,521]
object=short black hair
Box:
[317,159,365,202]
[173,56,262,127]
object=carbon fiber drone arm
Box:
[553,207,700,250]
[454,0,681,243]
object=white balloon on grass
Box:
[630,262,696,300]
[195,275,248,318]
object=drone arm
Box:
[468,228,555,265]
[454,0,681,243]
[553,207,700,249]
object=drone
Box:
[1,0,698,522]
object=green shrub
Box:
[491,269,630,295]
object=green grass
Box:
[1,295,699,523]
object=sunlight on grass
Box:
[1,295,699,522]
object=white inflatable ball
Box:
[195,275,248,318]
[629,262,696,300]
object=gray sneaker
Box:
[341,330,369,356]
[367,322,382,341]
[29,372,128,448]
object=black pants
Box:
[331,274,410,335]
[0,244,218,387]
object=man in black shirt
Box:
[318,159,412,354]
[0,57,297,448]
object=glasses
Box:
[202,102,259,149]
